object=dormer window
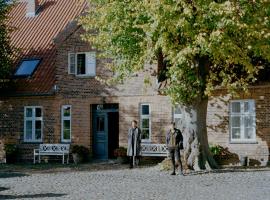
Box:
[14,59,41,77]
[68,52,96,77]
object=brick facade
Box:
[1,24,269,166]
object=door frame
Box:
[92,106,119,160]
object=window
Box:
[24,107,43,142]
[15,59,41,77]
[140,104,151,142]
[230,100,256,142]
[173,105,182,129]
[61,105,71,142]
[68,52,96,76]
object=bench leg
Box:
[33,155,35,164]
[67,154,69,164]
[62,154,64,164]
[39,154,41,163]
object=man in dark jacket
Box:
[166,122,184,175]
[127,120,141,168]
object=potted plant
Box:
[4,144,18,164]
[71,145,89,164]
[113,147,127,164]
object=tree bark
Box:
[182,97,218,171]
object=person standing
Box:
[166,122,184,175]
[127,120,141,168]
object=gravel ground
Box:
[0,166,270,200]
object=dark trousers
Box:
[168,147,183,173]
[129,156,139,168]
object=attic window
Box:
[14,59,41,77]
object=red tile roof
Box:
[7,0,87,95]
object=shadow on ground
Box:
[0,172,28,178]
[0,193,66,199]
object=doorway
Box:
[92,104,119,160]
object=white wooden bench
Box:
[33,144,70,164]
[141,143,168,157]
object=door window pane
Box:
[97,116,105,132]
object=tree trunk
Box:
[182,98,218,171]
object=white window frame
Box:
[68,52,96,77]
[229,100,256,143]
[24,106,43,143]
[173,105,183,123]
[140,103,151,143]
[61,105,72,143]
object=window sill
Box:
[75,74,96,78]
[230,141,258,144]
[61,141,71,144]
[23,141,43,144]
[141,140,151,143]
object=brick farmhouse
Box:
[0,0,269,165]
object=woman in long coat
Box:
[127,120,141,168]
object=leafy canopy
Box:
[0,0,13,82]
[80,0,270,104]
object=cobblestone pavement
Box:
[0,166,270,200]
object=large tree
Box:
[81,0,270,170]
[0,0,13,89]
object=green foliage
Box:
[4,144,18,163]
[113,146,127,157]
[71,145,90,161]
[4,144,17,155]
[209,144,222,156]
[0,0,13,86]
[81,0,270,105]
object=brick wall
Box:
[0,96,59,161]
[207,86,270,166]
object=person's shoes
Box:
[179,171,185,176]
[170,172,176,175]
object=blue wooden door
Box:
[93,113,108,159]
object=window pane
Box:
[77,54,86,75]
[35,121,42,140]
[244,116,253,128]
[141,129,149,140]
[26,120,32,140]
[64,129,71,140]
[63,106,71,117]
[63,120,70,130]
[141,105,149,115]
[231,102,241,113]
[35,108,42,117]
[69,53,75,74]
[26,108,32,117]
[244,128,254,139]
[142,118,149,129]
[231,116,240,127]
[174,106,181,115]
[232,128,241,139]
[244,102,249,112]
[174,118,181,129]
[97,116,105,132]
[15,59,40,76]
